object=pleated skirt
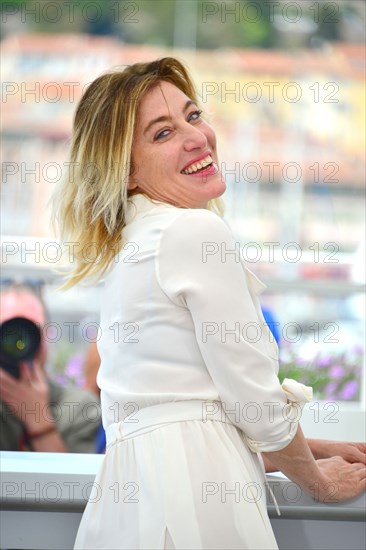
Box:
[74,400,279,550]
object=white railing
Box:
[1,451,365,550]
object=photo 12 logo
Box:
[201,81,339,104]
[201,2,340,25]
[1,2,139,25]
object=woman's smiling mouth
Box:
[181,154,214,175]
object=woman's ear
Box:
[127,179,138,190]
[127,160,139,190]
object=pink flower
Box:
[65,355,85,387]
[316,355,332,368]
[339,380,358,400]
[324,381,338,399]
[329,365,345,379]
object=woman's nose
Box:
[183,123,208,150]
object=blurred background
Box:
[1,0,365,412]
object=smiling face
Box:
[128,81,226,209]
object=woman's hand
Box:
[308,438,366,465]
[263,425,366,504]
[314,456,366,503]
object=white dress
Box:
[74,193,312,550]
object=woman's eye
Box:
[154,128,171,140]
[188,109,203,122]
[153,110,203,140]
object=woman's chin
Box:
[206,176,227,199]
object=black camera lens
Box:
[0,317,41,378]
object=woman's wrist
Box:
[290,463,333,502]
[307,438,329,460]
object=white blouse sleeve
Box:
[157,209,312,453]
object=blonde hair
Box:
[52,57,225,288]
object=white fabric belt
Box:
[105,399,232,448]
[105,398,282,516]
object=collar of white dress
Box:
[125,193,176,225]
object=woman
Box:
[53,58,365,550]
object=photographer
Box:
[0,283,101,453]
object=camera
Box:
[0,317,41,378]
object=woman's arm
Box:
[263,425,366,502]
[263,438,366,473]
[157,211,366,502]
[261,454,278,473]
[307,438,366,463]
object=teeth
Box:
[182,155,212,174]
